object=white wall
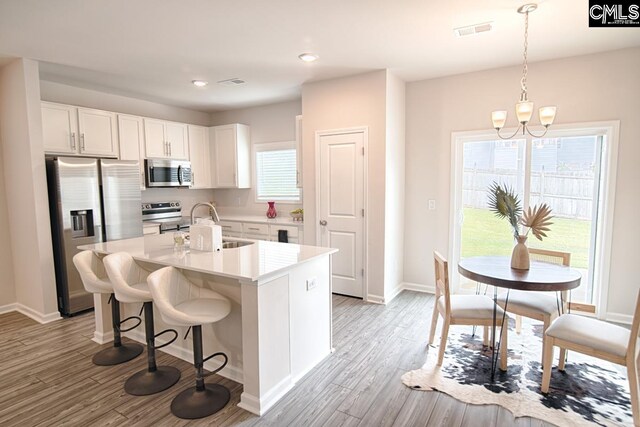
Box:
[0,59,58,319]
[384,72,406,299]
[0,125,15,308]
[209,100,302,215]
[40,80,210,126]
[404,47,640,319]
[301,70,388,302]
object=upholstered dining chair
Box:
[541,290,640,426]
[429,251,508,370]
[496,248,570,364]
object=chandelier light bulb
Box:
[492,111,507,129]
[516,101,534,124]
[539,106,557,126]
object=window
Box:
[255,142,301,202]
[450,122,619,317]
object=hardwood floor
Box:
[0,291,557,426]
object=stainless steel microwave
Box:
[145,159,192,187]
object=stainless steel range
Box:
[141,201,191,233]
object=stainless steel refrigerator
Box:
[46,157,143,316]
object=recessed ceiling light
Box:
[192,80,208,87]
[298,53,319,62]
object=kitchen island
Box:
[80,234,337,416]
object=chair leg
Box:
[428,305,439,345]
[541,337,555,393]
[483,326,489,347]
[626,355,640,427]
[541,318,550,366]
[91,294,143,366]
[437,319,450,366]
[124,302,181,396]
[515,315,522,334]
[558,348,567,371]
[171,325,231,419]
[499,324,508,371]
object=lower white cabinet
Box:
[218,220,303,243]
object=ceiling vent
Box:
[454,22,493,37]
[217,78,246,86]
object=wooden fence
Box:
[463,168,595,220]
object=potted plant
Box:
[487,182,553,270]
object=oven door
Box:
[145,159,191,187]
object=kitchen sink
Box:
[222,239,254,249]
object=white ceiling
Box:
[0,0,638,112]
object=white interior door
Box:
[318,131,365,298]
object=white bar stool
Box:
[148,266,232,420]
[73,250,143,366]
[103,252,181,396]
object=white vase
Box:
[511,235,530,270]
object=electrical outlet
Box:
[306,277,317,291]
[428,199,436,210]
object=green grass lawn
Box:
[461,207,591,269]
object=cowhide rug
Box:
[401,320,633,427]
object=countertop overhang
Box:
[79,234,337,282]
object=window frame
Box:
[253,140,301,204]
[449,121,620,319]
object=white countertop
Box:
[218,214,303,226]
[79,234,335,282]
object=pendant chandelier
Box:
[491,3,556,139]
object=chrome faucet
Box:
[190,202,220,225]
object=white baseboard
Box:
[385,285,404,304]
[124,330,244,384]
[0,303,17,315]
[1,303,62,324]
[606,311,633,325]
[366,294,385,304]
[239,375,295,416]
[401,282,435,294]
[93,330,114,345]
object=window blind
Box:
[256,148,300,201]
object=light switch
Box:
[428,199,436,210]
[306,277,317,291]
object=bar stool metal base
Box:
[124,366,181,396]
[170,384,231,419]
[92,343,143,366]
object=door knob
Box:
[319,220,327,226]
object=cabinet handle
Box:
[70,132,76,150]
[221,225,232,229]
[296,170,300,186]
[248,227,260,231]
[168,142,172,156]
[80,133,85,151]
[191,172,195,187]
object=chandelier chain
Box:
[520,11,529,97]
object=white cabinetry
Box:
[188,125,212,189]
[218,219,303,243]
[144,119,189,160]
[117,114,146,189]
[42,102,118,157]
[210,124,250,188]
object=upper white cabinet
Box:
[143,118,189,160]
[117,114,146,189]
[42,102,118,157]
[188,125,212,189]
[210,123,250,188]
